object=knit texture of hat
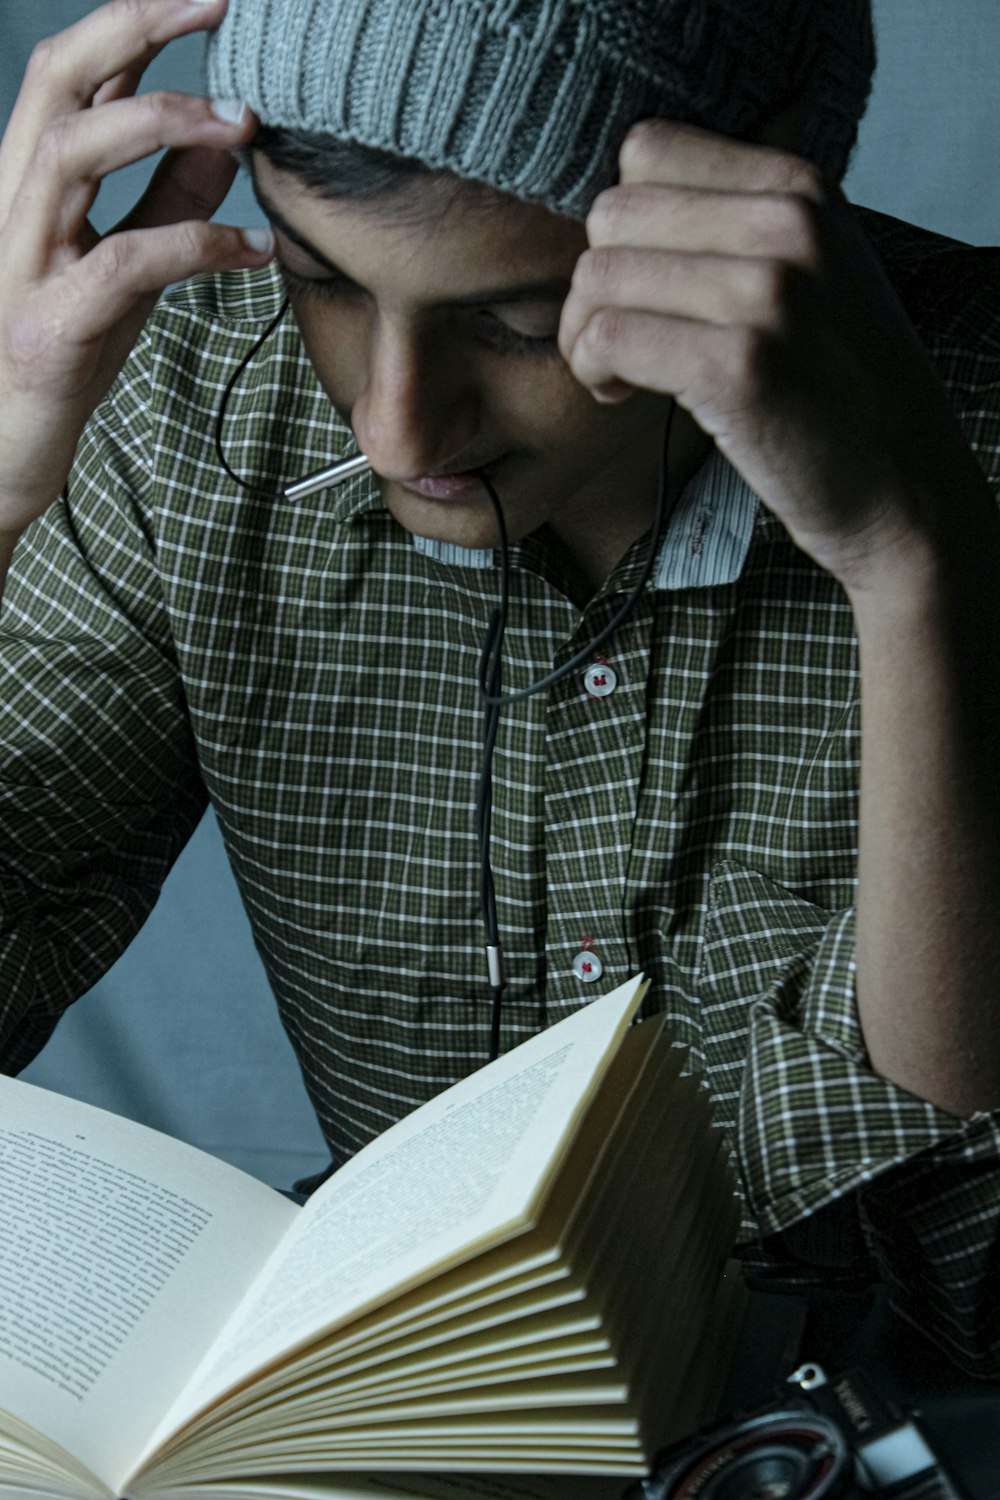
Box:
[206,0,876,218]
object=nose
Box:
[350,321,481,480]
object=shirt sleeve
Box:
[0,336,208,1074]
[705,862,1000,1378]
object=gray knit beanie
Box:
[206,0,876,219]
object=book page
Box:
[143,1475,624,1500]
[136,978,646,1470]
[0,1077,297,1493]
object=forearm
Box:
[850,484,1000,1116]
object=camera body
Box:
[633,1361,968,1499]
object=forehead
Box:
[251,153,588,298]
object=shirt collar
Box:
[652,444,760,590]
[411,445,760,591]
[285,322,759,584]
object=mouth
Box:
[399,464,501,502]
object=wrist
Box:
[840,480,1000,629]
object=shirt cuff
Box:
[739,902,971,1234]
[855,1116,1000,1377]
[702,863,975,1238]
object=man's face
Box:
[251,154,673,566]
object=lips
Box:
[401,471,487,500]
[398,454,507,501]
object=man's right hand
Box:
[0,0,275,554]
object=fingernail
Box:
[212,99,248,125]
[243,227,275,254]
[592,380,634,405]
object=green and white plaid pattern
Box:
[2,207,999,1372]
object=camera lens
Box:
[655,1411,853,1499]
[701,1444,825,1499]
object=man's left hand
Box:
[559,120,992,595]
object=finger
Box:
[587,181,826,265]
[566,305,742,409]
[52,219,275,340]
[0,0,228,208]
[582,377,636,406]
[618,118,829,200]
[92,64,145,108]
[11,93,254,263]
[560,247,804,365]
[24,0,227,112]
[67,140,236,262]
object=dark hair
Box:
[250,127,517,225]
[253,128,431,200]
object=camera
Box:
[631,1361,969,1499]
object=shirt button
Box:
[572,950,604,983]
[584,663,617,698]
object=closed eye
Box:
[279,264,357,303]
[473,310,562,357]
[280,264,562,359]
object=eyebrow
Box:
[250,176,572,308]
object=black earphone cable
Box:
[476,398,677,708]
[210,302,677,1066]
[213,299,291,500]
[474,484,511,1063]
[473,398,677,1060]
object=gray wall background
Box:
[4,2,999,1185]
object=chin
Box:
[382,480,514,551]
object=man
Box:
[1,0,999,1376]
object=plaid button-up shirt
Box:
[2,207,999,1374]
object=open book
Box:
[0,977,745,1500]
